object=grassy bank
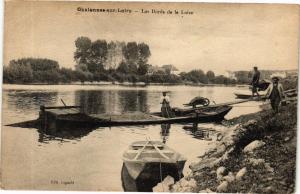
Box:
[170,103,297,193]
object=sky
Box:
[4,1,299,75]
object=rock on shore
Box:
[168,104,297,193]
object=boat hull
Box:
[37,106,232,129]
[121,160,185,192]
[21,105,233,130]
[90,105,233,126]
[234,93,253,99]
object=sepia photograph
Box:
[1,1,299,193]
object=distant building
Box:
[285,70,298,78]
[269,70,298,79]
[147,65,164,75]
[225,71,237,80]
[161,65,180,75]
[270,72,287,79]
[147,64,180,75]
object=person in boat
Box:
[160,92,174,118]
[265,76,285,113]
[251,66,261,98]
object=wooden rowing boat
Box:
[121,141,186,192]
[234,93,258,99]
[234,89,297,99]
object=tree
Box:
[206,70,215,81]
[105,41,126,70]
[75,63,88,72]
[138,43,151,64]
[121,42,139,74]
[89,39,108,72]
[74,37,92,64]
[3,66,12,83]
[106,41,117,70]
[123,42,139,67]
[137,61,149,76]
[6,61,33,83]
[117,61,130,74]
[74,70,87,83]
[186,69,208,83]
[3,58,66,83]
[59,67,76,83]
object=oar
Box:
[61,99,67,107]
[60,99,80,113]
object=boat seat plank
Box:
[132,144,164,147]
[126,150,173,153]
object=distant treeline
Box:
[3,58,239,84]
[3,36,263,85]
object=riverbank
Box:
[157,103,297,193]
[2,82,247,88]
[3,75,297,88]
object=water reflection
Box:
[183,122,213,141]
[118,90,149,113]
[75,90,149,114]
[6,90,58,111]
[37,125,97,143]
[75,90,106,114]
[7,117,99,143]
[160,124,171,144]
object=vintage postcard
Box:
[1,1,299,193]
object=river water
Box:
[1,84,262,191]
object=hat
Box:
[271,76,280,81]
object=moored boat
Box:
[89,105,232,126]
[7,104,233,129]
[121,141,186,192]
[235,88,297,99]
[36,105,233,129]
[234,93,258,99]
[234,80,271,99]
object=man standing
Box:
[251,66,260,98]
[265,77,285,113]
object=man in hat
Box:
[160,92,173,118]
[265,76,285,113]
[251,66,261,98]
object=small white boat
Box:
[234,91,267,99]
[121,141,186,191]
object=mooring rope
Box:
[232,105,262,107]
[159,160,164,192]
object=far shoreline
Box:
[2,82,249,88]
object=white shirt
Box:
[160,96,170,103]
